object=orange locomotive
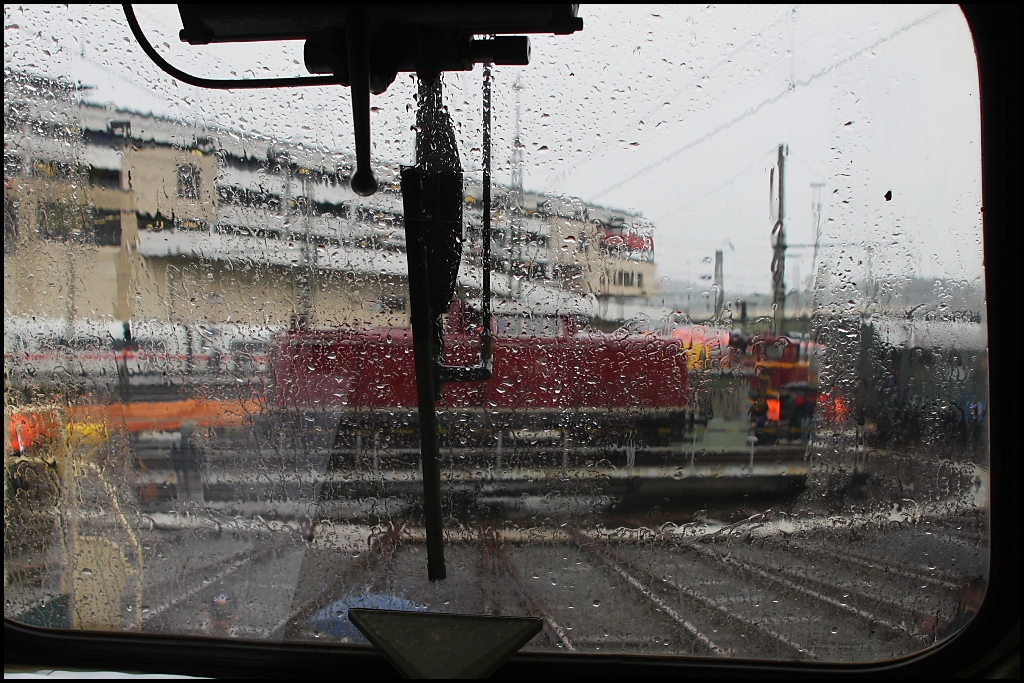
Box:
[742,333,831,445]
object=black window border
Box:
[4,5,1018,678]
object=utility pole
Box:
[713,249,724,320]
[114,121,138,402]
[304,169,317,326]
[770,143,788,335]
[508,74,524,292]
[281,149,312,329]
[809,181,824,301]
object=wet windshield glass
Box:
[5,4,986,662]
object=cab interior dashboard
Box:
[3,3,1019,679]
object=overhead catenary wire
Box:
[542,6,796,193]
[587,6,948,204]
[654,147,777,224]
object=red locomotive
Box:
[271,301,704,451]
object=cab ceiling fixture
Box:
[124,4,582,196]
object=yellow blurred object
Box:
[5,403,142,629]
[66,420,109,447]
[68,536,129,630]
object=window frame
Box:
[3,4,1018,677]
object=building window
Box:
[177,163,200,199]
[36,200,86,240]
[89,166,120,189]
[109,120,131,138]
[376,295,407,313]
[92,209,121,246]
[4,196,18,253]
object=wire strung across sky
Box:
[587,6,948,204]
[653,147,777,224]
[542,7,795,193]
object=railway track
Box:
[274,513,970,660]
[5,510,980,661]
[570,530,814,658]
[138,528,306,638]
[5,435,981,663]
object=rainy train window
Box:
[4,4,988,664]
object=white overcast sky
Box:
[4,4,983,296]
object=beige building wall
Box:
[119,146,218,228]
[6,150,408,331]
[5,238,80,320]
[4,177,120,321]
[6,242,410,331]
[312,269,409,329]
[546,215,660,299]
[131,256,409,330]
